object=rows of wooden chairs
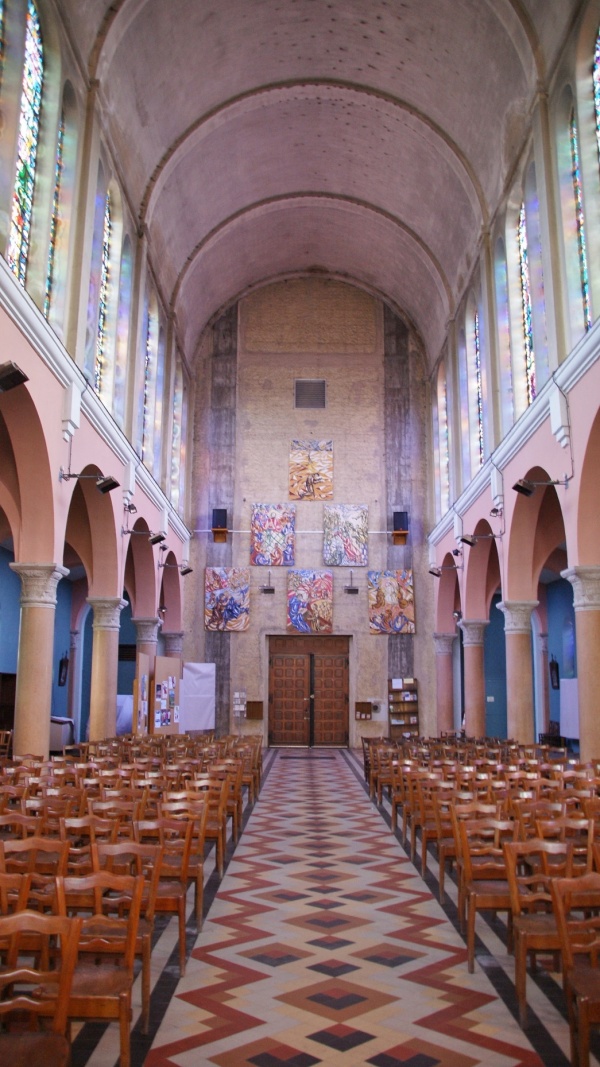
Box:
[0,731,262,1065]
[363,734,600,1065]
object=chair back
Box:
[0,909,81,1034]
[550,870,600,973]
[503,837,573,916]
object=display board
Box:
[151,655,181,736]
[133,652,150,736]
[179,662,216,732]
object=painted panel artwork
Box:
[368,569,415,634]
[323,503,368,566]
[205,568,250,631]
[287,569,333,634]
[289,439,333,499]
[250,503,296,566]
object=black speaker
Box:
[212,508,228,542]
[392,511,409,545]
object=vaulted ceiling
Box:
[59,0,581,370]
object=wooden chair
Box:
[459,816,517,972]
[2,836,69,911]
[504,836,573,1026]
[157,796,209,923]
[133,817,193,976]
[0,909,81,1066]
[536,816,594,875]
[190,776,228,878]
[551,871,600,1067]
[56,871,144,1067]
[59,814,117,876]
[450,800,502,929]
[92,839,162,1033]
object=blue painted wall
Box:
[0,547,21,672]
[546,578,576,728]
[484,594,507,737]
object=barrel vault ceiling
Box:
[57,0,581,370]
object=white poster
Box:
[180,662,216,732]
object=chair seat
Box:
[0,1031,70,1067]
[513,912,558,942]
[70,960,132,999]
[468,878,511,901]
[569,962,600,1008]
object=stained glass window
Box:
[436,363,450,514]
[7,0,44,286]
[589,29,593,168]
[94,191,111,394]
[141,299,158,465]
[517,203,536,406]
[473,311,484,466]
[170,362,184,510]
[44,113,64,318]
[569,109,592,333]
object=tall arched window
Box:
[436,360,450,516]
[589,27,593,166]
[457,328,470,487]
[141,288,159,467]
[94,190,111,396]
[569,106,592,332]
[113,235,132,429]
[467,307,484,470]
[7,0,43,286]
[517,202,536,406]
[494,236,514,435]
[171,360,186,512]
[43,110,64,317]
[0,2,5,91]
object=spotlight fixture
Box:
[180,565,193,576]
[159,560,193,576]
[429,566,442,578]
[513,476,570,496]
[60,468,120,493]
[148,531,167,545]
[261,569,275,594]
[124,502,137,514]
[490,506,503,518]
[453,610,463,621]
[452,548,462,557]
[0,361,29,392]
[513,478,535,497]
[344,569,359,594]
[458,534,477,547]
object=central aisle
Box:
[146,750,554,1066]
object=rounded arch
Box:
[0,386,55,560]
[158,550,182,633]
[505,465,566,598]
[577,405,600,564]
[434,554,461,632]
[122,519,160,619]
[463,519,502,619]
[62,464,120,597]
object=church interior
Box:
[0,0,600,1064]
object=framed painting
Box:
[287,569,333,634]
[250,503,296,566]
[323,503,368,566]
[205,567,250,631]
[289,439,333,499]
[367,569,415,634]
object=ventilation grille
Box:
[295,379,326,408]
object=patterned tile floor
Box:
[72,749,599,1066]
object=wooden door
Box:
[269,636,349,747]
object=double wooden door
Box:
[268,636,349,747]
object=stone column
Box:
[458,620,489,739]
[9,563,68,758]
[433,633,455,734]
[68,629,82,743]
[497,600,538,743]
[162,631,184,657]
[87,597,126,741]
[562,567,600,761]
[537,632,550,736]
[133,617,160,659]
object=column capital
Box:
[458,619,489,646]
[132,617,160,645]
[87,597,126,630]
[561,566,600,611]
[432,632,455,656]
[497,600,538,634]
[9,563,69,606]
[162,631,185,657]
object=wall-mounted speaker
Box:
[212,508,228,543]
[392,510,409,545]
